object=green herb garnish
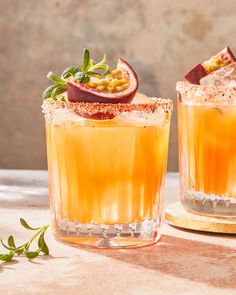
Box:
[43,72,67,100]
[0,218,49,262]
[43,48,110,100]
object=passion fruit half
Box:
[67,58,139,103]
[185,47,236,84]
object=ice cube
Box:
[200,62,236,86]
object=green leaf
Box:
[62,66,81,78]
[74,72,90,83]
[47,71,66,85]
[0,238,14,251]
[97,54,107,65]
[88,54,109,75]
[82,48,90,72]
[88,59,96,67]
[0,251,14,262]
[47,71,62,83]
[51,85,67,100]
[8,236,16,248]
[25,251,39,259]
[24,242,30,251]
[20,218,41,231]
[43,85,57,100]
[92,63,110,74]
[87,71,101,78]
[38,232,49,255]
[15,247,24,256]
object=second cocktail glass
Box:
[177,81,236,217]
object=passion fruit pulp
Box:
[67,58,139,103]
[185,47,236,84]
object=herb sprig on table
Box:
[43,48,110,100]
[0,218,49,262]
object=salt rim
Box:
[42,98,173,117]
[176,81,236,103]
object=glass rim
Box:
[176,81,236,101]
[42,98,173,117]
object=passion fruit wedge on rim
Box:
[43,48,140,120]
[185,47,236,84]
[67,58,139,104]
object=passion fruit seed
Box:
[111,69,123,79]
[107,86,115,92]
[122,83,130,90]
[111,78,122,87]
[86,69,130,93]
[97,79,109,86]
[203,56,230,74]
[87,82,97,88]
[97,85,106,91]
[116,86,123,92]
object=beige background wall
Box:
[0,0,236,171]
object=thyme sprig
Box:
[0,218,49,262]
[43,48,110,100]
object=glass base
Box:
[182,190,236,217]
[53,218,161,249]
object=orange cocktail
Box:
[43,97,172,248]
[46,119,169,225]
[177,81,236,216]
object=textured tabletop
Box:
[0,170,235,295]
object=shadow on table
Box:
[85,234,236,289]
[28,254,67,265]
[0,260,18,272]
[169,225,236,239]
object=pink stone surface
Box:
[0,170,235,295]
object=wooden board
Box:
[165,202,236,234]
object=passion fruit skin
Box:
[67,58,139,104]
[185,47,236,84]
[185,64,207,85]
[217,47,236,66]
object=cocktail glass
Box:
[42,96,172,248]
[177,81,236,216]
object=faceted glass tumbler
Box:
[177,81,236,217]
[43,98,172,248]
